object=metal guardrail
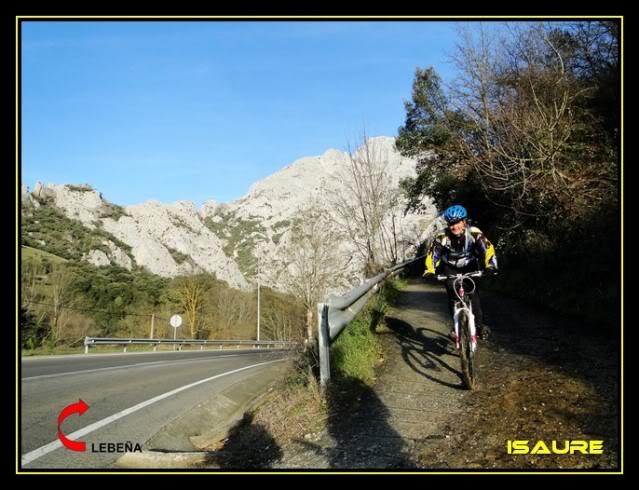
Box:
[317,254,426,385]
[83,337,299,354]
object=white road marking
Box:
[21,354,249,381]
[21,359,285,466]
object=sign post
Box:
[170,314,182,351]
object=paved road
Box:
[20,349,290,469]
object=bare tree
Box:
[260,299,304,342]
[21,260,48,323]
[167,275,210,339]
[21,260,49,347]
[209,288,255,339]
[49,264,76,345]
[446,22,616,218]
[329,133,406,276]
[213,289,236,338]
[268,202,349,342]
[57,309,93,347]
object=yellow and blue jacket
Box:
[425,226,498,274]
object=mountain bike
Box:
[436,270,483,390]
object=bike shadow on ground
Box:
[383,315,466,390]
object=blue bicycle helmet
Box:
[443,205,468,224]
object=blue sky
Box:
[21,20,462,206]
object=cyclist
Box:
[423,205,498,340]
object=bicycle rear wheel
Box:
[458,310,477,390]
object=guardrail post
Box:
[85,344,89,354]
[317,303,330,386]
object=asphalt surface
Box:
[20,349,290,470]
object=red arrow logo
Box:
[57,399,90,452]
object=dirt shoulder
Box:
[415,286,620,470]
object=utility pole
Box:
[257,255,260,343]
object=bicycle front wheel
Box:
[458,310,477,390]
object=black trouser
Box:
[438,262,483,329]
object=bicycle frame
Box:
[435,270,483,390]
[436,271,483,353]
[452,289,477,353]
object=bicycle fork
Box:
[453,305,478,353]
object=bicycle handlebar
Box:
[436,271,484,282]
